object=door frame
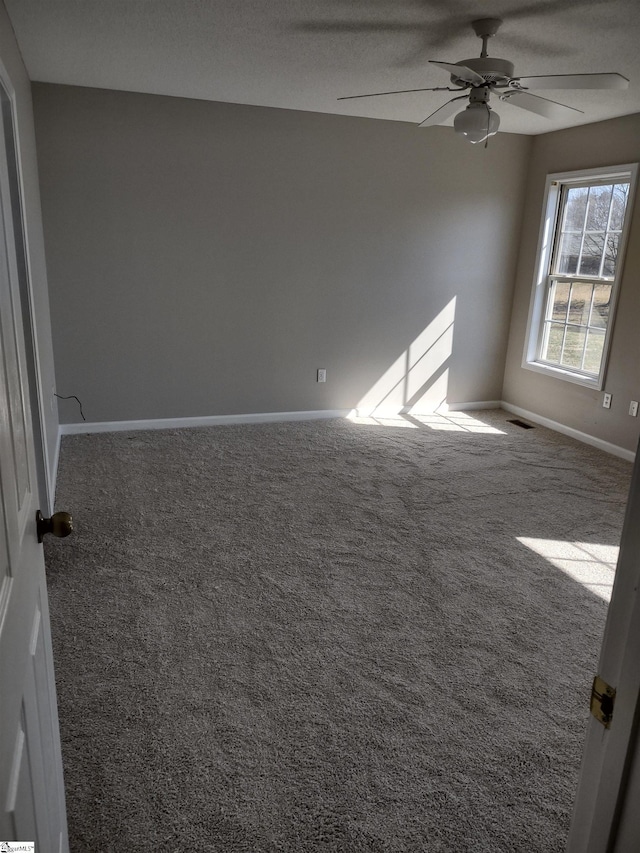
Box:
[0,41,68,849]
[0,54,55,515]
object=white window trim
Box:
[522,163,638,390]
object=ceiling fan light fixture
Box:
[338,18,628,143]
[454,102,500,144]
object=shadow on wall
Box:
[351,297,456,418]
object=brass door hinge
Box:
[591,675,616,729]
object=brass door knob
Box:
[36,510,73,543]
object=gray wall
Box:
[503,114,640,454]
[0,1,58,506]
[33,84,531,424]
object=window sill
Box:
[523,359,603,390]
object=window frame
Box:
[522,164,638,390]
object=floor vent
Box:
[508,419,534,430]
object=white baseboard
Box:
[501,402,635,462]
[442,400,502,413]
[349,400,502,418]
[59,409,352,436]
[57,402,636,463]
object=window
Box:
[523,165,637,389]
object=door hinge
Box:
[591,675,616,729]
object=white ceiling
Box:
[5,0,640,136]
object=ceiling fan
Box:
[338,18,629,144]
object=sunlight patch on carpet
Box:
[517,538,619,601]
[347,413,418,428]
[410,412,506,433]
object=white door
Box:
[568,441,640,851]
[0,76,68,851]
[611,719,640,851]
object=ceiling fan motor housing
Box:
[453,57,515,87]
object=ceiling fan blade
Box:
[337,86,458,101]
[502,90,583,120]
[429,61,485,86]
[513,72,630,90]
[418,95,468,128]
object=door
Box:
[612,718,640,850]
[0,74,68,850]
[568,437,640,851]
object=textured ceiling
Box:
[5,0,640,135]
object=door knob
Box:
[36,510,73,543]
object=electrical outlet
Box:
[317,369,327,383]
[630,401,639,417]
[603,393,612,409]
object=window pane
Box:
[568,282,593,325]
[542,323,564,363]
[556,233,581,274]
[610,183,630,230]
[585,184,613,230]
[579,233,605,276]
[602,234,620,277]
[550,281,570,321]
[589,284,611,329]
[583,329,606,374]
[561,326,587,369]
[529,169,633,385]
[562,187,588,231]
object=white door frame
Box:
[0,56,55,515]
[0,56,68,852]
[0,48,67,850]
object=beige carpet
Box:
[45,411,632,852]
